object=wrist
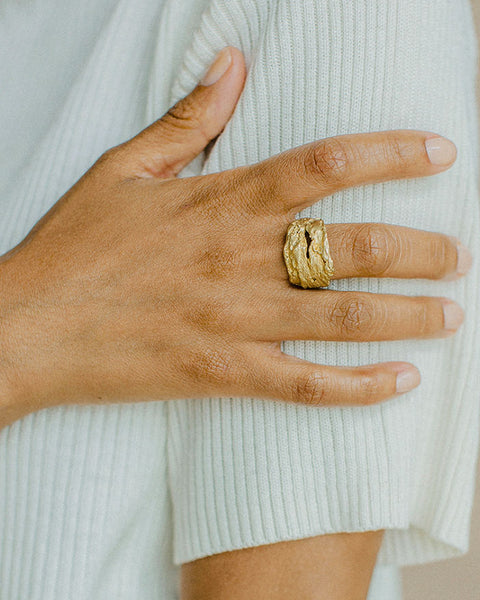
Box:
[0,257,42,425]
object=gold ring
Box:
[283,217,335,288]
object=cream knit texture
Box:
[0,0,479,598]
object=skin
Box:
[0,47,471,597]
[181,530,385,600]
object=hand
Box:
[0,47,470,428]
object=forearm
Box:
[181,530,385,600]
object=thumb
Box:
[119,46,247,179]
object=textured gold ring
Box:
[283,217,335,288]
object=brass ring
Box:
[283,217,335,288]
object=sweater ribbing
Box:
[0,0,479,598]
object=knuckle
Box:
[232,161,283,218]
[309,138,350,186]
[296,371,329,406]
[195,241,243,282]
[430,236,452,280]
[165,96,199,128]
[351,223,395,276]
[172,174,244,222]
[356,369,383,402]
[182,346,235,387]
[183,297,231,335]
[163,96,209,144]
[329,294,376,338]
[385,135,414,174]
[413,297,434,335]
[96,144,126,167]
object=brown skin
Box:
[182,530,385,600]
[0,47,470,597]
[0,49,466,425]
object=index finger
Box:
[240,130,457,215]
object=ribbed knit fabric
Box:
[0,0,479,599]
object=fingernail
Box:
[443,237,473,280]
[456,242,473,276]
[425,136,457,166]
[200,47,233,86]
[396,368,421,393]
[440,298,464,334]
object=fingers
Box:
[264,290,464,343]
[102,47,247,179]
[325,223,472,281]
[245,346,421,406]
[238,130,457,215]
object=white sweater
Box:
[0,0,478,598]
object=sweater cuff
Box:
[166,394,474,567]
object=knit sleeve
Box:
[165,0,480,567]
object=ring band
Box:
[283,217,335,288]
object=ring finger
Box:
[325,222,470,281]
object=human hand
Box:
[0,47,470,427]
